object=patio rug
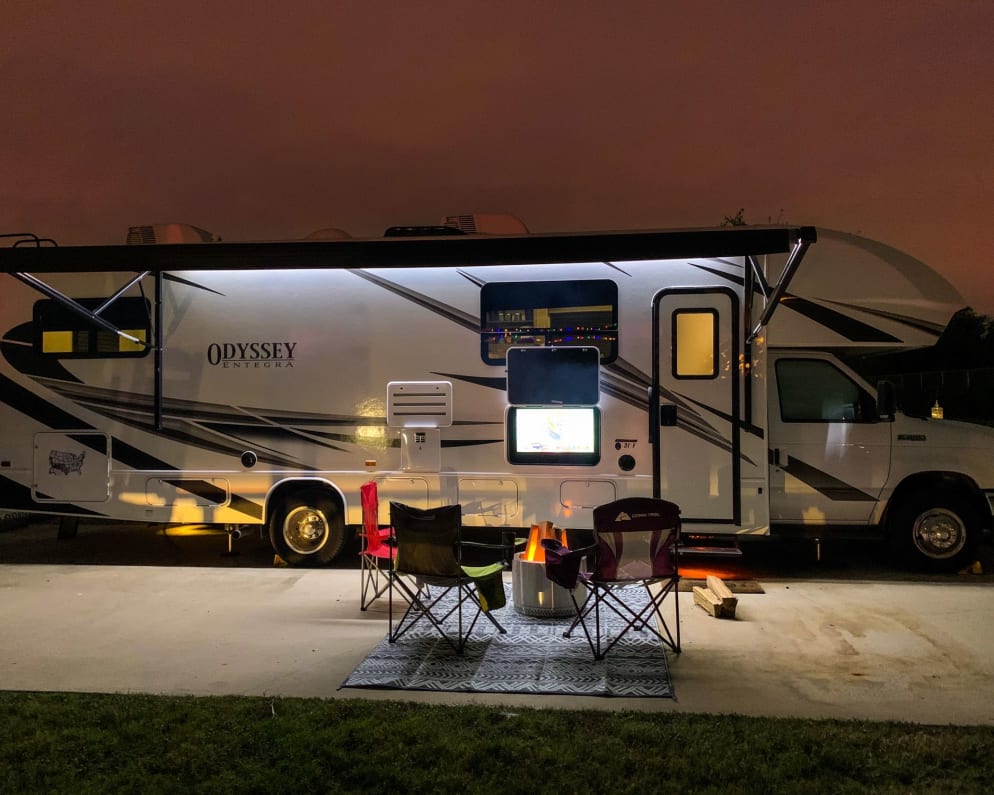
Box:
[340,587,673,698]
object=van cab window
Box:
[776,358,875,422]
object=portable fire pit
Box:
[511,522,586,618]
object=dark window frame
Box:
[33,296,152,359]
[479,279,618,365]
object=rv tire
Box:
[889,490,978,572]
[268,490,346,567]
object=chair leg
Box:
[568,579,681,659]
[360,555,390,611]
[388,577,505,654]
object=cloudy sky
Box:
[3,1,992,312]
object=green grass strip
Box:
[2,691,993,794]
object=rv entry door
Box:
[653,287,740,524]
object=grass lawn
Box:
[2,691,993,793]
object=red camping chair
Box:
[543,497,681,659]
[359,481,396,610]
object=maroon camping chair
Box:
[543,497,681,658]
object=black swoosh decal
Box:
[779,296,902,343]
[347,270,479,332]
[163,273,225,296]
[773,453,877,501]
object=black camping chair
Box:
[387,502,512,654]
[543,497,681,659]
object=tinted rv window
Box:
[776,359,875,422]
[34,297,151,358]
[480,280,618,365]
[673,309,717,378]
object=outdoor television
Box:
[506,406,601,466]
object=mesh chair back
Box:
[591,497,680,582]
[390,502,463,578]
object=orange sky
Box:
[3,2,993,313]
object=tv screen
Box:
[506,406,601,466]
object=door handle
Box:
[773,448,789,467]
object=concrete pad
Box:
[1,564,993,724]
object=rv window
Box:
[673,309,717,378]
[776,359,875,423]
[480,279,617,365]
[34,297,151,358]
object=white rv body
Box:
[1,223,991,570]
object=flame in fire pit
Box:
[522,521,568,563]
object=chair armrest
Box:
[541,539,595,590]
[457,539,515,567]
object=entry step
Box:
[679,542,743,558]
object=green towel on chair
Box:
[460,563,506,611]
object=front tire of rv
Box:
[268,490,346,567]
[889,490,979,572]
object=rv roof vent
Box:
[441,213,529,235]
[387,380,453,428]
[305,227,352,240]
[126,224,219,245]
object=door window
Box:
[673,309,718,378]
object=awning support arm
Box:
[746,235,812,344]
[93,272,150,316]
[11,272,151,347]
[746,255,771,301]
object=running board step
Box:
[679,543,743,558]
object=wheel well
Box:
[882,472,989,531]
[265,479,346,525]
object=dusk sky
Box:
[3,2,993,312]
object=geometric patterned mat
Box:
[340,586,674,698]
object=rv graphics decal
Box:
[49,449,85,475]
[769,451,877,502]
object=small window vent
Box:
[387,381,453,428]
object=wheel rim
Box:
[912,508,966,560]
[282,505,330,556]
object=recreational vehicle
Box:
[0,219,990,571]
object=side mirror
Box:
[876,380,896,420]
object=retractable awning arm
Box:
[11,270,152,348]
[746,230,814,344]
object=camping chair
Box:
[388,501,511,654]
[543,497,681,659]
[359,481,396,610]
